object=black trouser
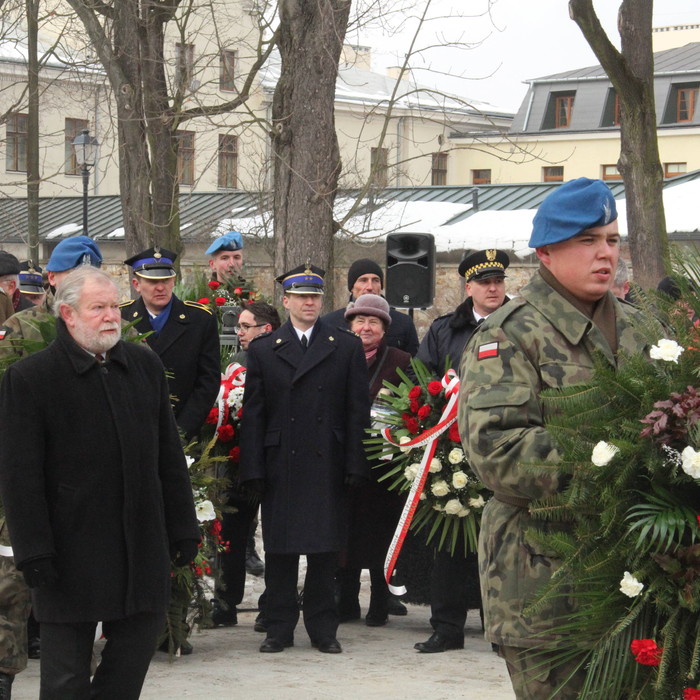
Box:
[429,549,477,640]
[39,611,162,700]
[264,552,338,644]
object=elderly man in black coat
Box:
[240,264,370,655]
[0,267,200,699]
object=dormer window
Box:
[663,83,699,124]
[601,89,621,127]
[542,91,576,130]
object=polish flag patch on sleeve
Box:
[0,329,6,340]
[477,341,499,360]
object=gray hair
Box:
[53,267,118,318]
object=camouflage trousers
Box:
[499,645,586,700]
[0,520,31,675]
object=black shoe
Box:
[27,635,40,659]
[388,596,408,616]
[313,638,342,654]
[211,600,238,627]
[414,632,464,653]
[0,672,13,700]
[365,613,388,627]
[254,613,268,633]
[245,551,265,577]
[259,637,293,653]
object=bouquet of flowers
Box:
[526,271,700,699]
[365,358,488,563]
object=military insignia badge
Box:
[477,341,499,360]
[486,249,497,261]
[329,336,334,341]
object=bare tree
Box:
[569,0,668,288]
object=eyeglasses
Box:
[235,323,267,333]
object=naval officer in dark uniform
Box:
[239,264,370,654]
[120,247,220,440]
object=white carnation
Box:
[419,492,427,500]
[591,441,619,467]
[619,571,644,598]
[404,463,420,482]
[399,436,413,453]
[681,445,700,479]
[429,458,442,473]
[444,499,463,515]
[468,495,486,509]
[430,480,450,497]
[195,499,216,523]
[448,448,464,465]
[432,502,444,512]
[457,506,471,518]
[452,471,468,489]
[649,338,684,363]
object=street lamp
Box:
[72,129,100,237]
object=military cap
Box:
[205,231,244,255]
[19,261,44,295]
[458,249,510,281]
[46,235,103,271]
[529,177,617,248]
[0,251,20,276]
[124,247,177,279]
[275,263,325,294]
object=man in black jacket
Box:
[0,267,199,698]
[322,258,419,355]
[121,247,220,441]
[413,249,510,653]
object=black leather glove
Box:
[22,557,58,589]
[244,479,266,497]
[344,473,368,488]
[170,539,200,568]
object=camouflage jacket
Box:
[0,293,53,361]
[457,270,650,648]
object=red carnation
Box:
[409,400,420,414]
[406,417,419,434]
[448,422,461,442]
[408,386,422,399]
[237,407,243,419]
[684,689,700,700]
[427,380,443,396]
[697,515,700,527]
[205,408,219,425]
[229,446,241,463]
[402,412,412,424]
[217,424,235,442]
[234,287,243,295]
[208,280,221,290]
[209,519,222,536]
[630,639,662,666]
[215,296,227,306]
[417,405,431,421]
[198,298,210,305]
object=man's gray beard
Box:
[71,325,120,355]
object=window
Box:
[543,166,564,182]
[6,113,28,172]
[218,134,237,188]
[602,164,622,181]
[664,162,687,178]
[370,147,388,188]
[175,43,195,87]
[678,87,697,122]
[542,91,576,130]
[663,83,700,124]
[471,169,491,185]
[64,118,89,175]
[601,89,621,127]
[176,131,195,186]
[220,50,237,91]
[431,152,447,186]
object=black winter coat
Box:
[0,320,199,623]
[121,295,220,438]
[239,318,371,554]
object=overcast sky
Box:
[355,0,700,112]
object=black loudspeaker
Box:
[385,232,435,308]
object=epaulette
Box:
[339,326,357,336]
[249,331,271,344]
[184,300,213,315]
[119,299,136,308]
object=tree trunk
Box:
[569,0,668,289]
[26,0,40,261]
[272,0,351,308]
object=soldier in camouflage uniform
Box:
[0,236,102,698]
[458,178,651,700]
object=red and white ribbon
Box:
[215,362,246,428]
[382,369,460,594]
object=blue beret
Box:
[206,231,244,255]
[46,236,103,271]
[529,178,617,248]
